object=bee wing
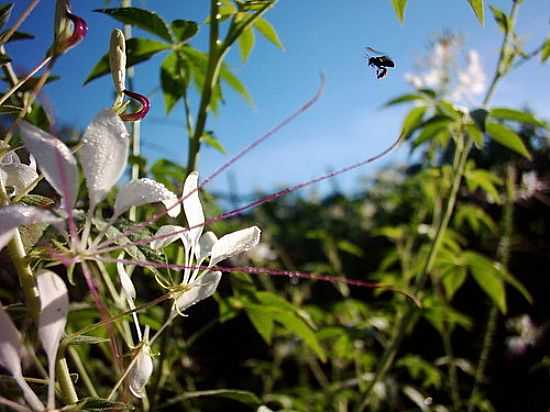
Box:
[365,46,385,56]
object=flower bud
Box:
[110,29,127,96]
[120,90,151,122]
[53,1,88,55]
[129,344,154,398]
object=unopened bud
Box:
[110,29,127,96]
[129,344,153,398]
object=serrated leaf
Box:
[486,122,531,159]
[85,38,170,85]
[490,107,546,128]
[254,17,284,49]
[160,53,187,114]
[390,0,408,23]
[467,0,485,25]
[464,252,506,313]
[95,7,173,42]
[171,19,198,43]
[0,3,13,30]
[238,26,255,62]
[401,106,427,139]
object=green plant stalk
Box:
[466,165,515,412]
[356,4,522,409]
[442,315,461,411]
[185,0,274,175]
[68,346,99,398]
[57,358,78,404]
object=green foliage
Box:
[467,0,485,25]
[486,122,531,159]
[390,0,408,23]
[94,7,173,42]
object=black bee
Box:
[365,47,395,79]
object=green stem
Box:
[355,4,523,409]
[68,346,99,398]
[466,165,515,412]
[442,319,461,411]
[56,358,78,404]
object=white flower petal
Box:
[182,171,204,247]
[19,121,79,207]
[173,271,221,314]
[116,253,136,303]
[37,270,68,410]
[150,225,188,251]
[210,226,261,266]
[0,300,45,411]
[77,109,129,210]
[113,178,181,219]
[129,345,153,398]
[0,205,61,251]
[0,163,39,196]
[196,231,218,262]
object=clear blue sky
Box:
[10,0,550,197]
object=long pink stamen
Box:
[93,256,420,306]
[120,90,151,122]
[93,131,403,256]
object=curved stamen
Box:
[120,90,151,122]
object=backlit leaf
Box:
[390,0,408,23]
[254,17,284,49]
[467,0,485,25]
[95,7,172,42]
[486,122,531,159]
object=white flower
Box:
[450,50,486,103]
[129,342,154,398]
[247,243,277,262]
[150,171,261,315]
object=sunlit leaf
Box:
[201,131,226,154]
[490,107,546,128]
[390,0,408,23]
[542,37,550,62]
[489,5,509,33]
[254,17,284,49]
[486,122,531,159]
[238,27,255,62]
[95,7,173,42]
[467,0,485,25]
[464,252,506,312]
[401,106,427,139]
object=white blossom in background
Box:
[449,50,486,104]
[505,315,539,354]
[247,242,277,262]
[150,171,261,315]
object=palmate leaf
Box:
[95,7,173,42]
[467,0,485,25]
[85,38,171,85]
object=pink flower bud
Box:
[120,90,151,122]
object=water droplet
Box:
[215,13,221,20]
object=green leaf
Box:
[489,5,509,33]
[246,307,274,342]
[541,37,550,62]
[390,0,408,23]
[163,389,261,408]
[0,3,13,30]
[95,7,173,42]
[412,116,451,148]
[464,252,506,313]
[200,131,226,154]
[337,240,364,257]
[467,0,485,25]
[85,38,171,85]
[465,123,484,147]
[464,167,502,203]
[401,106,427,139]
[219,62,253,106]
[160,53,187,114]
[274,311,326,361]
[170,19,198,43]
[63,334,110,347]
[383,93,428,107]
[254,17,284,49]
[490,107,546,128]
[442,266,467,300]
[493,263,533,304]
[486,122,531,159]
[238,26,255,62]
[397,355,443,389]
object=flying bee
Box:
[365,47,395,79]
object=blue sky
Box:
[9,0,550,197]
